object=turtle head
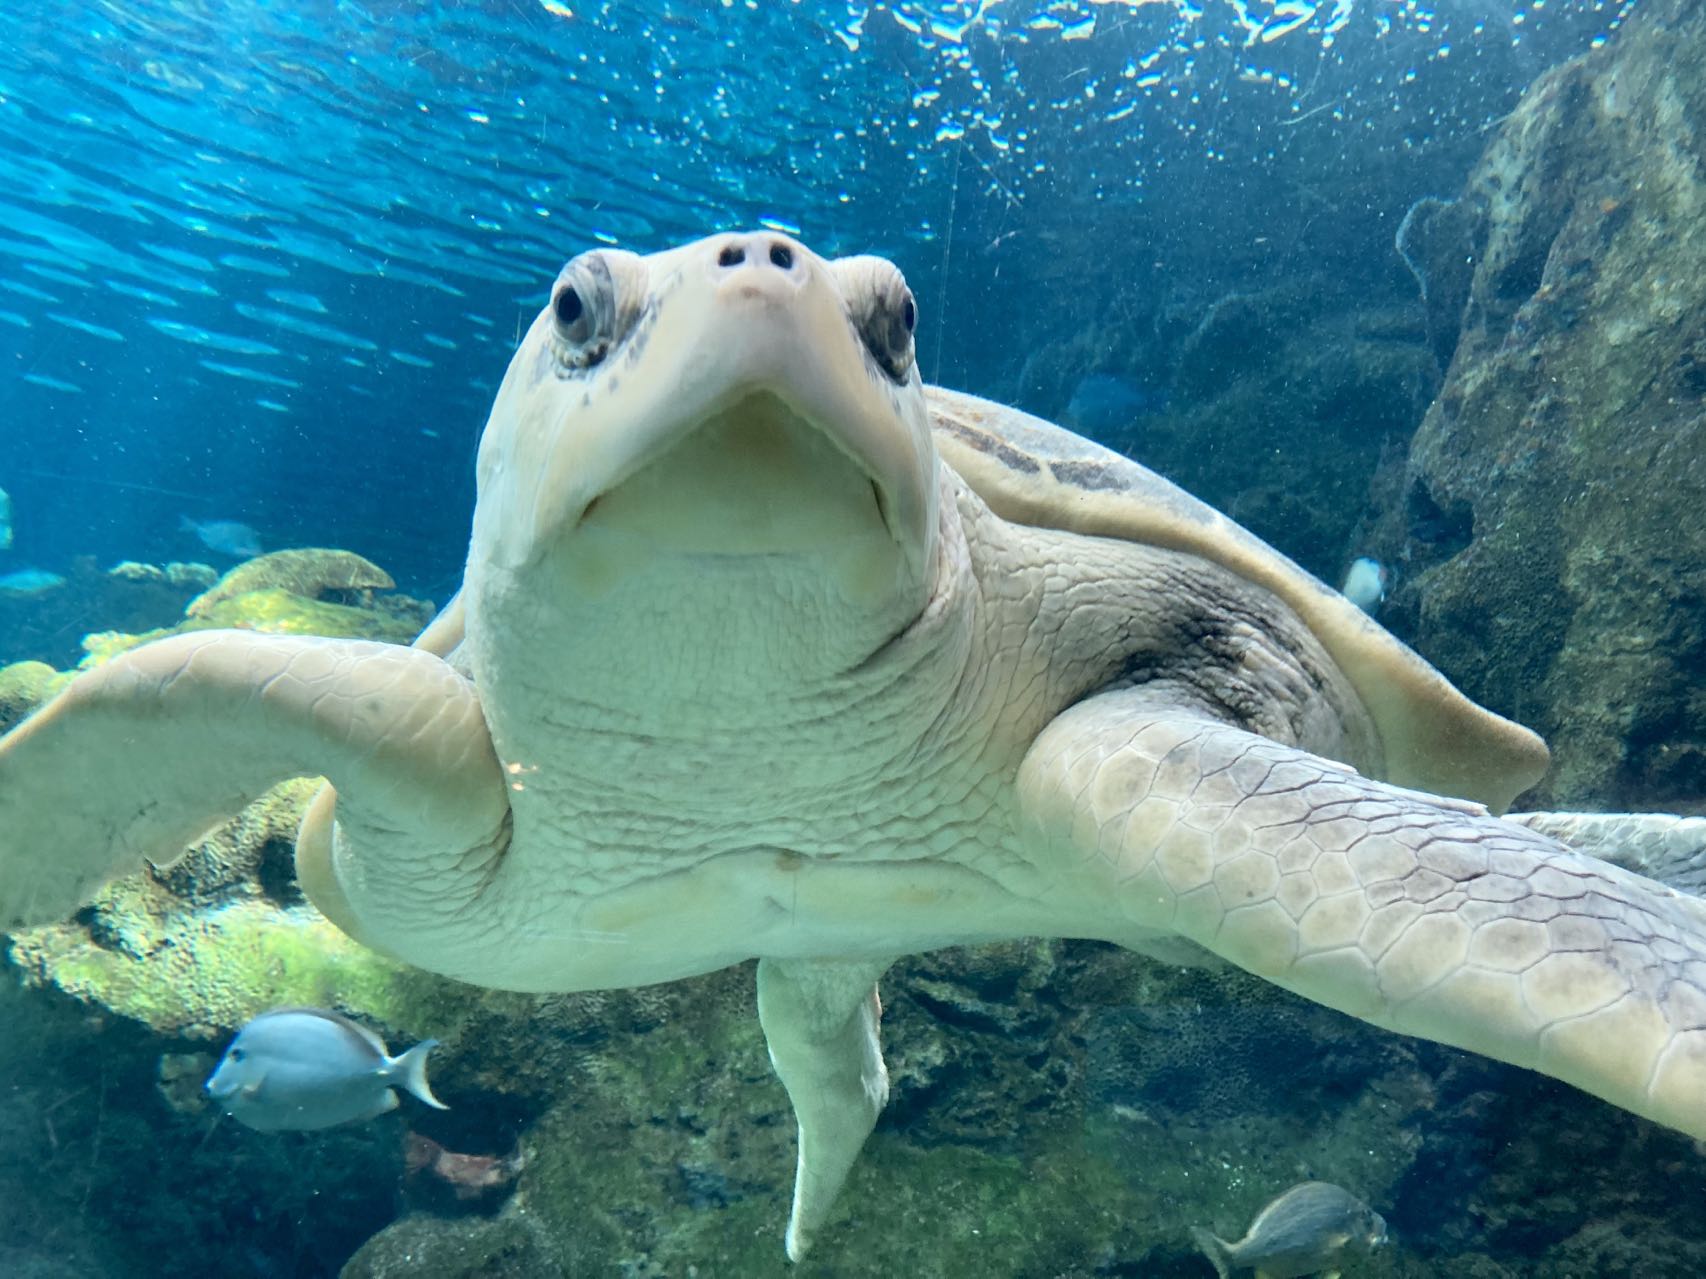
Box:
[467,232,946,687]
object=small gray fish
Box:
[204,1007,447,1132]
[1190,1180,1387,1279]
[180,514,263,559]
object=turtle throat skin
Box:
[464,230,951,713]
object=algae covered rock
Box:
[1012,276,1437,582]
[0,559,223,668]
[338,944,1435,1278]
[69,555,432,670]
[191,586,433,641]
[1367,0,1706,809]
[187,548,396,617]
[342,1212,567,1279]
[1,548,428,670]
[0,660,64,735]
[7,892,460,1041]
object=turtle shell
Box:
[926,385,1549,813]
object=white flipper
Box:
[1507,811,1706,894]
[0,630,509,943]
[755,957,892,1262]
[1016,690,1706,1141]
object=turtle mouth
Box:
[574,392,900,557]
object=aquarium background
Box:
[8,1,1706,1277]
[0,0,1631,602]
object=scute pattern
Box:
[1018,689,1706,1138]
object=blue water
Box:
[0,0,1631,607]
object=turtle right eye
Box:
[858,277,917,384]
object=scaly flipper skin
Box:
[756,958,893,1261]
[1017,689,1706,1140]
[1507,812,1706,894]
[0,630,509,942]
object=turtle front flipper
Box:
[0,630,509,950]
[1016,688,1706,1142]
[756,956,893,1261]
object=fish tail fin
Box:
[1188,1226,1234,1279]
[391,1038,448,1110]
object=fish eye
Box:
[230,1048,245,1062]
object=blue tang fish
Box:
[205,1007,447,1131]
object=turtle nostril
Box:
[718,244,745,268]
[768,242,794,270]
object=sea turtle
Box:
[3,231,1706,1260]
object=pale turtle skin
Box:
[3,231,1706,1261]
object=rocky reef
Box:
[998,270,1438,589]
[6,2,1706,1273]
[1363,0,1706,811]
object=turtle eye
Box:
[864,281,917,383]
[827,254,918,385]
[548,249,645,372]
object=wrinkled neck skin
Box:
[465,466,975,785]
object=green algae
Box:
[75,587,429,673]
[186,548,395,617]
[193,586,426,640]
[7,893,468,1041]
[0,659,66,734]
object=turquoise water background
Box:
[0,0,1627,595]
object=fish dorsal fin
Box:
[258,1005,389,1057]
